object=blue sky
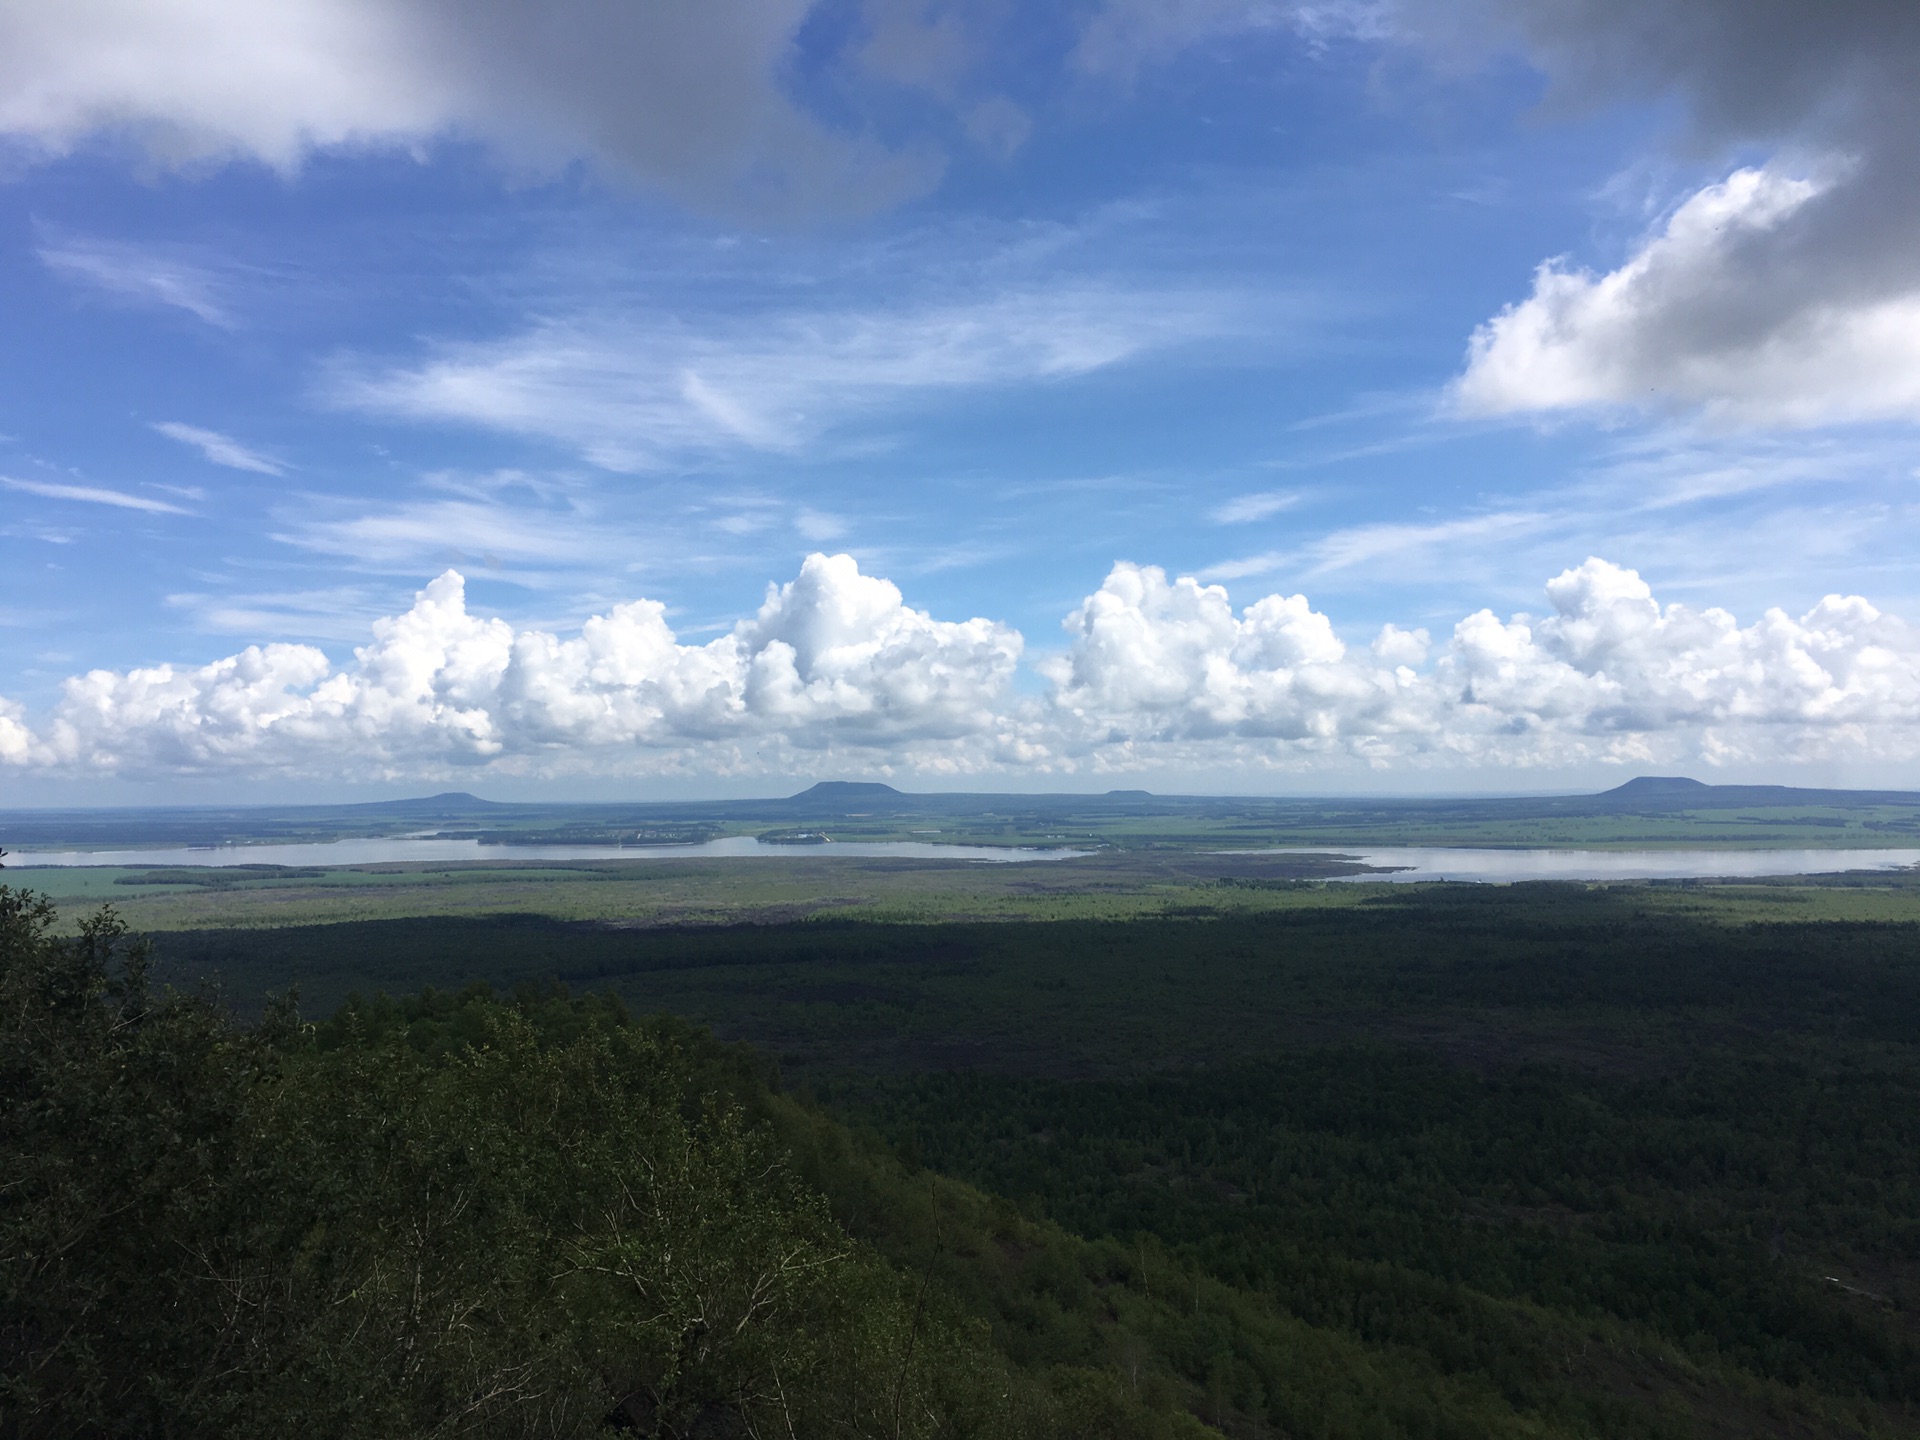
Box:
[2,0,1919,800]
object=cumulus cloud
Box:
[1428,559,1920,767]
[5,555,1919,781]
[0,0,930,217]
[1073,0,1920,427]
[327,288,1227,469]
[1456,166,1920,426]
[1041,563,1421,745]
[0,554,1021,779]
[0,697,30,765]
[1434,0,1920,426]
[1043,557,1920,771]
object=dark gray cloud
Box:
[1420,0,1920,150]
[1407,0,1920,423]
[0,0,937,219]
[1079,0,1920,425]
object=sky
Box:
[2,0,1919,801]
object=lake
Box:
[6,835,1918,879]
[1251,846,1920,883]
[4,835,1089,867]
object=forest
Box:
[6,876,1920,1438]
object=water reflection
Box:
[7,835,1087,868]
[1256,847,1920,883]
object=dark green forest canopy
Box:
[8,883,1920,1438]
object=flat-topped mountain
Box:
[1603,776,1709,796]
[789,781,904,802]
[350,791,502,814]
[1594,775,1920,810]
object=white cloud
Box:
[0,0,931,217]
[165,585,401,643]
[0,554,1021,778]
[795,509,848,542]
[1370,623,1428,666]
[1,476,188,515]
[1040,562,1421,744]
[1042,557,1920,771]
[1456,168,1920,427]
[1298,511,1548,577]
[1070,0,1920,429]
[37,239,233,325]
[1431,0,1920,427]
[152,421,286,475]
[327,288,1227,469]
[1426,559,1920,766]
[0,697,30,765]
[1200,511,1546,583]
[277,498,605,568]
[1209,490,1298,524]
[6,554,1919,781]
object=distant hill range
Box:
[3,775,1918,850]
[1589,776,1920,811]
[773,776,1920,816]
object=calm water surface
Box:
[9,837,1918,878]
[1256,847,1920,883]
[7,835,1087,868]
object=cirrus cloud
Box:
[326,286,1231,470]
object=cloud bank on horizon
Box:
[2,0,1919,793]
[3,555,1913,785]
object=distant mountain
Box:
[1603,776,1709,796]
[777,781,914,816]
[789,782,903,801]
[1592,776,1920,811]
[347,792,504,815]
